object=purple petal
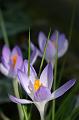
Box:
[58,37,68,57]
[9,95,33,104]
[0,63,15,78]
[8,55,23,77]
[38,32,47,52]
[30,48,39,65]
[31,42,42,57]
[11,46,22,57]
[48,63,54,89]
[50,30,59,42]
[34,86,51,102]
[47,79,76,101]
[38,32,56,62]
[2,45,11,63]
[18,70,31,94]
[50,31,68,58]
[24,60,37,84]
[45,40,56,62]
[40,63,53,89]
[14,56,23,74]
[1,57,10,70]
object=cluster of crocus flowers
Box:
[0,30,76,120]
[0,45,23,78]
[9,60,76,120]
[31,30,68,64]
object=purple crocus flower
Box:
[0,45,23,78]
[9,60,75,119]
[31,31,68,64]
[38,31,68,63]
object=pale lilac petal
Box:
[34,86,51,102]
[1,57,10,70]
[11,46,22,57]
[0,63,15,78]
[40,63,53,89]
[2,45,11,63]
[24,60,37,84]
[30,48,39,65]
[18,70,31,94]
[47,79,76,101]
[9,95,33,104]
[31,42,42,57]
[0,63,9,76]
[8,55,23,77]
[48,63,54,89]
[45,40,56,62]
[58,34,66,50]
[38,32,56,62]
[58,38,68,58]
[50,32,68,58]
[14,56,23,74]
[38,32,47,52]
[50,30,59,42]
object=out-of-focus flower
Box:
[31,31,68,64]
[9,60,75,119]
[0,45,23,78]
[30,42,42,64]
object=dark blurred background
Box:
[0,0,79,120]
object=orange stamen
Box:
[11,54,18,67]
[34,79,42,91]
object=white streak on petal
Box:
[0,63,9,76]
[18,70,31,94]
[30,48,39,65]
[9,95,33,104]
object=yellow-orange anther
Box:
[11,54,18,67]
[34,79,41,91]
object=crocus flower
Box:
[0,45,23,78]
[9,60,75,120]
[31,30,68,64]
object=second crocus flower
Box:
[0,45,23,78]
[31,30,68,64]
[38,31,68,63]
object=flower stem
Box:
[41,115,44,120]
[52,31,58,120]
[22,105,28,120]
[13,79,24,120]
[0,9,25,120]
[40,111,44,120]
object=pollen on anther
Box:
[11,54,18,67]
[34,79,42,91]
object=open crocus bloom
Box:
[38,31,68,63]
[9,60,75,119]
[0,45,23,78]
